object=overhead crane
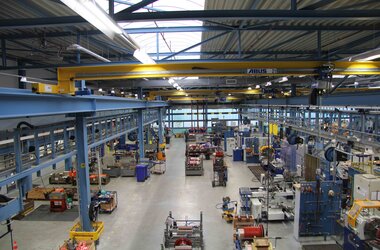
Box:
[47,60,380,96]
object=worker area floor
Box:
[20,205,79,222]
[0,138,339,249]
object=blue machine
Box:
[296,180,342,237]
[343,227,368,250]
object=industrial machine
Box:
[185,157,204,176]
[344,200,380,249]
[353,174,380,201]
[163,211,204,250]
[251,175,294,221]
[212,151,228,187]
[240,174,294,221]
[215,196,237,223]
[293,180,342,239]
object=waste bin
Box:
[136,164,148,182]
[233,149,243,161]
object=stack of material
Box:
[185,157,204,176]
[26,187,55,200]
[233,215,255,229]
[59,239,95,250]
[98,191,118,213]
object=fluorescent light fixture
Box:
[344,47,380,61]
[298,75,306,78]
[67,44,111,62]
[133,49,156,64]
[255,85,260,89]
[360,54,380,61]
[168,79,175,84]
[265,82,272,86]
[332,75,345,78]
[98,88,103,92]
[61,0,123,39]
[248,87,252,90]
[279,77,288,83]
[368,86,380,89]
[143,78,149,81]
[173,83,179,88]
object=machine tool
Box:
[293,180,342,239]
[240,174,295,221]
[344,200,380,249]
[215,196,237,223]
[163,211,204,250]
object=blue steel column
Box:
[14,130,31,209]
[238,108,243,125]
[158,108,163,144]
[34,131,41,177]
[64,127,72,171]
[137,87,145,158]
[75,115,92,231]
[50,129,56,169]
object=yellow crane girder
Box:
[55,61,380,95]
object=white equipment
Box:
[226,137,236,156]
[354,174,380,201]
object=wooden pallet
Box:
[26,187,55,200]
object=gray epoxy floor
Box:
[0,138,334,249]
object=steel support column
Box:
[137,87,144,158]
[239,108,243,125]
[338,112,342,135]
[109,0,114,16]
[64,127,72,171]
[156,32,159,60]
[75,115,92,232]
[158,108,163,144]
[14,130,31,210]
[34,131,41,177]
[50,129,56,170]
[317,30,322,59]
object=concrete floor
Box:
[0,138,336,249]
